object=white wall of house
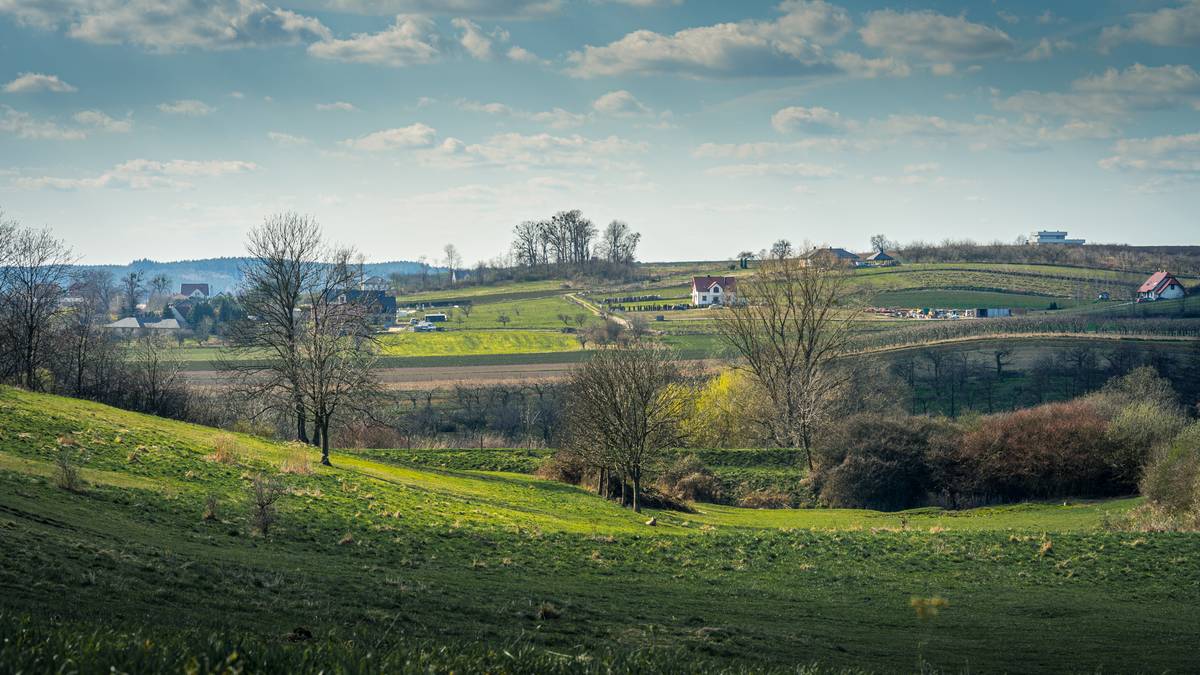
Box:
[692,283,734,306]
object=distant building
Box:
[181,283,210,298]
[690,276,738,307]
[424,312,448,322]
[801,247,861,267]
[334,290,397,317]
[864,250,898,266]
[1137,271,1186,302]
[1029,230,1085,245]
[359,275,389,292]
[104,317,180,332]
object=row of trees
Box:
[511,210,641,269]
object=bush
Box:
[1103,401,1186,485]
[535,450,587,484]
[1139,422,1200,529]
[815,415,957,511]
[279,444,312,475]
[954,400,1122,503]
[250,474,284,535]
[54,448,85,493]
[656,455,721,503]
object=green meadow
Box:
[2,387,1198,672]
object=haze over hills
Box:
[74,257,436,293]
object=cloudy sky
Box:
[1,1,1198,264]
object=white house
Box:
[360,275,389,292]
[1029,230,1085,245]
[1137,271,1186,301]
[691,276,737,307]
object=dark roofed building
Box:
[181,283,210,298]
[801,247,861,267]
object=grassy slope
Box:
[2,387,1199,672]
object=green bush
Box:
[1139,422,1200,529]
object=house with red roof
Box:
[1137,271,1186,302]
[691,276,737,307]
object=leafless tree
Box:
[598,220,641,264]
[119,271,144,317]
[770,238,794,260]
[443,243,462,283]
[58,269,119,396]
[294,249,381,465]
[150,273,172,297]
[565,343,688,512]
[715,255,860,470]
[0,222,75,389]
[128,332,187,416]
[223,212,325,444]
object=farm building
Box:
[1137,271,1186,301]
[801,247,861,267]
[690,276,737,306]
[864,250,898,266]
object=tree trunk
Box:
[320,418,332,466]
[632,474,641,513]
[296,395,310,444]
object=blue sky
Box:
[1,0,1197,264]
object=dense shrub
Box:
[1138,422,1200,530]
[736,488,794,509]
[815,415,958,511]
[656,455,721,502]
[953,400,1124,503]
[535,450,587,484]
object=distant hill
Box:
[75,257,437,294]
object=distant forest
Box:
[74,257,437,293]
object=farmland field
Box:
[378,329,580,357]
[871,289,1084,309]
[2,387,1199,672]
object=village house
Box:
[359,275,389,292]
[801,247,861,267]
[690,276,737,307]
[863,250,898,266]
[1137,271,1186,302]
[180,283,210,299]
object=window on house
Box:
[701,295,707,302]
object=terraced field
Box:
[2,387,1199,672]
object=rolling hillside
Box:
[2,387,1198,672]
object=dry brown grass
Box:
[279,444,312,475]
[208,433,239,465]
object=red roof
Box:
[691,276,737,293]
[1138,271,1180,294]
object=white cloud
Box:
[158,99,215,116]
[422,131,646,170]
[831,52,911,78]
[342,123,438,150]
[457,99,588,129]
[316,101,358,112]
[0,0,330,52]
[267,131,310,146]
[692,137,875,158]
[1018,38,1073,62]
[1100,1,1200,49]
[998,64,1200,118]
[1100,132,1200,174]
[770,105,845,133]
[451,17,494,59]
[312,0,561,18]
[705,162,837,178]
[592,90,651,116]
[567,2,861,79]
[15,158,258,190]
[506,45,539,63]
[308,15,440,66]
[903,162,939,174]
[3,72,77,93]
[73,109,132,133]
[860,10,1014,62]
[0,106,86,140]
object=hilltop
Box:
[2,386,1198,672]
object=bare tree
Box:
[224,212,325,445]
[58,269,119,396]
[565,343,688,512]
[150,273,172,297]
[598,220,641,264]
[770,239,794,260]
[118,271,145,317]
[0,223,75,389]
[869,234,893,253]
[715,256,859,470]
[294,249,381,466]
[128,332,187,416]
[512,220,543,267]
[443,244,462,284]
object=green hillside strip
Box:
[2,387,1199,672]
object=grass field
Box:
[379,330,580,357]
[2,387,1199,672]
